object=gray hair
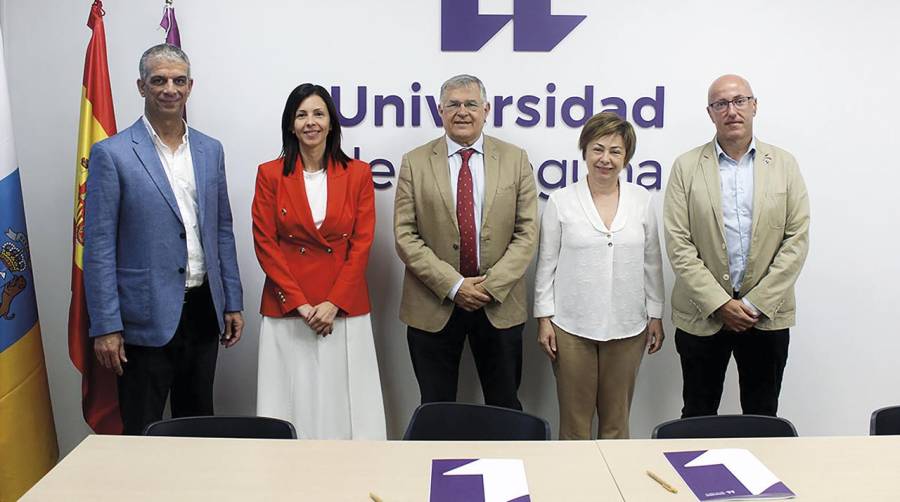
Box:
[440,74,487,103]
[139,44,191,81]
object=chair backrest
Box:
[870,406,900,435]
[403,402,551,441]
[652,414,798,439]
[143,415,297,439]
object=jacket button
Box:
[178,267,185,274]
[607,242,613,247]
[723,273,730,281]
[300,247,306,254]
[452,243,459,250]
[288,234,294,239]
[326,247,333,254]
[341,233,348,239]
[179,232,186,239]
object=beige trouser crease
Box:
[553,323,647,440]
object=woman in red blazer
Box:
[252,83,385,439]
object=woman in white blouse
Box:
[534,112,664,439]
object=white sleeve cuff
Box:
[448,277,465,301]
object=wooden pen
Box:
[646,470,678,493]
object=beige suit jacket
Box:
[663,139,809,336]
[394,135,538,332]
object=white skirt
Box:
[256,314,386,439]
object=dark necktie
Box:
[456,148,478,277]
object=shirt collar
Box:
[142,115,190,148]
[715,137,756,163]
[446,134,484,158]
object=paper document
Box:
[665,448,795,500]
[430,458,531,502]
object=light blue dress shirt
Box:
[716,138,756,293]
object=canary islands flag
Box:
[0,25,59,502]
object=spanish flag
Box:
[0,26,59,502]
[68,0,121,434]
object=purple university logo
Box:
[665,450,795,501]
[441,0,586,52]
[430,459,531,502]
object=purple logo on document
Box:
[665,450,795,501]
[430,459,531,502]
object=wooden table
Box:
[22,435,622,501]
[599,436,900,501]
[23,435,900,501]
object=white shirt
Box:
[446,134,485,299]
[303,168,328,228]
[534,179,664,341]
[142,116,205,288]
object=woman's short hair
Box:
[578,112,636,165]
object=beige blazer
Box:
[394,135,538,332]
[663,139,809,336]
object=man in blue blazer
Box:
[84,44,244,434]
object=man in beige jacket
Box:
[394,74,538,409]
[663,74,809,417]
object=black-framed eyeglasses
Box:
[708,96,755,112]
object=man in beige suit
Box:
[394,74,538,409]
[664,74,809,418]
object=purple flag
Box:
[160,5,181,47]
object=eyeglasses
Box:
[443,100,483,112]
[708,96,755,112]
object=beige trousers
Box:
[553,323,647,439]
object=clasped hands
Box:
[298,301,339,336]
[715,298,759,332]
[454,275,493,312]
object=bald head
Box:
[708,74,754,104]
[707,74,757,153]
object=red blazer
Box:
[252,157,375,317]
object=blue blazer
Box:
[84,118,243,347]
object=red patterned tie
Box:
[456,148,478,277]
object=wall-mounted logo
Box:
[442,0,586,52]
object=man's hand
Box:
[308,301,339,336]
[646,318,665,354]
[715,299,759,332]
[221,311,244,348]
[537,318,557,361]
[94,332,127,376]
[454,276,491,312]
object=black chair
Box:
[870,406,900,435]
[143,415,297,439]
[403,402,551,440]
[652,414,798,439]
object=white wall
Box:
[1,0,898,456]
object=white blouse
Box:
[303,168,327,229]
[534,179,664,341]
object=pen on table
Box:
[646,470,678,494]
[369,492,384,502]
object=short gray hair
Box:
[440,74,487,103]
[139,44,191,81]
